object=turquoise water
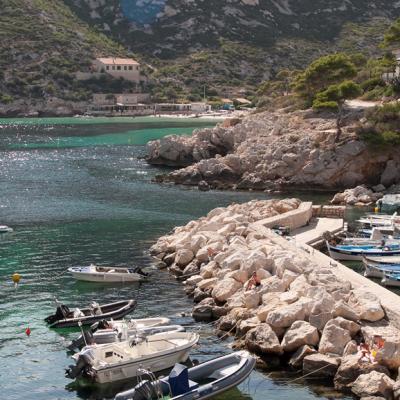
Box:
[0,117,345,399]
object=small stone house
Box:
[92,57,141,82]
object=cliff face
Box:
[63,0,399,97]
[65,0,400,56]
[146,109,400,191]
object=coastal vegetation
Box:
[0,0,127,104]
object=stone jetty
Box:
[150,198,400,399]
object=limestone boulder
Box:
[257,295,285,322]
[281,321,319,352]
[193,287,211,303]
[309,312,333,332]
[185,274,203,286]
[351,371,395,399]
[343,340,358,356]
[236,318,259,337]
[242,290,261,309]
[279,291,298,304]
[197,278,219,291]
[200,261,217,279]
[228,269,249,284]
[348,288,385,322]
[289,345,317,369]
[319,319,352,356]
[192,298,215,322]
[175,249,195,267]
[212,278,242,303]
[334,354,391,390]
[333,317,360,337]
[393,380,400,400]
[182,261,199,276]
[266,297,313,328]
[258,275,287,294]
[303,353,341,377]
[289,275,312,297]
[245,324,283,355]
[333,300,360,322]
[310,291,335,315]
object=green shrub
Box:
[0,94,13,104]
[357,102,400,146]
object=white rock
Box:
[348,288,385,322]
[212,278,242,303]
[319,319,352,356]
[281,321,319,352]
[351,371,395,399]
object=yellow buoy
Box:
[12,273,21,284]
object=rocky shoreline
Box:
[146,108,400,192]
[150,198,400,399]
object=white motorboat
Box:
[68,317,177,350]
[0,225,13,233]
[114,351,256,400]
[66,331,199,384]
[68,264,149,283]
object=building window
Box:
[128,66,133,71]
[117,66,121,70]
[124,66,127,71]
[106,66,109,70]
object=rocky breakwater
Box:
[147,109,400,191]
[150,198,400,398]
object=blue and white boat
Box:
[382,272,400,288]
[362,256,400,278]
[326,241,400,261]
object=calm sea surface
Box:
[0,116,347,400]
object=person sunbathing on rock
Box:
[357,342,374,363]
[245,272,261,291]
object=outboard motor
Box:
[115,380,157,400]
[65,348,95,380]
[44,304,70,324]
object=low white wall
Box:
[254,202,313,231]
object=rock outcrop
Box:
[147,109,400,191]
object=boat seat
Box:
[73,308,85,318]
[209,365,239,380]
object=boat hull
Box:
[327,242,400,261]
[115,351,256,400]
[381,275,400,287]
[69,271,143,283]
[94,346,192,384]
[47,300,137,328]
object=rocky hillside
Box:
[146,107,400,191]
[0,0,127,115]
[64,0,399,99]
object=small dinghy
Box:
[382,272,400,287]
[326,241,400,261]
[114,351,256,400]
[68,264,149,283]
[0,225,13,233]
[66,331,199,384]
[67,317,184,350]
[45,299,137,328]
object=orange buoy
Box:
[25,327,31,336]
[12,273,21,285]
